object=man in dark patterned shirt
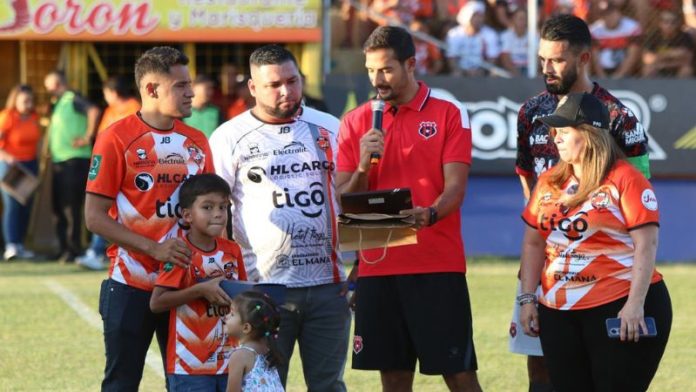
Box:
[510,14,651,392]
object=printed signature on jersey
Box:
[287,223,329,248]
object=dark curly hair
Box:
[233,290,284,368]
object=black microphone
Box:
[370,99,385,165]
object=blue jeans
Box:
[0,160,38,245]
[276,282,351,391]
[99,279,169,392]
[167,374,228,392]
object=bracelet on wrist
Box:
[428,206,438,226]
[516,293,537,306]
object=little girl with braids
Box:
[225,291,285,392]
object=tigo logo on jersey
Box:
[641,189,658,211]
[135,173,154,192]
[418,121,438,139]
[88,155,102,180]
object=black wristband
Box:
[428,207,438,226]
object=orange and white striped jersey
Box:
[522,160,662,310]
[86,113,213,291]
[156,234,247,375]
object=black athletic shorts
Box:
[352,272,478,375]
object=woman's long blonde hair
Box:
[547,124,626,209]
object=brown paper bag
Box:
[338,215,417,263]
[1,162,40,205]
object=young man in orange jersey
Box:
[85,46,221,391]
[150,173,246,391]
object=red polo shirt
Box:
[338,81,472,276]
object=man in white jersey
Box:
[209,45,349,391]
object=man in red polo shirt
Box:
[337,26,481,391]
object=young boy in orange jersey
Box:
[150,173,247,391]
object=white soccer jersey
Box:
[210,107,345,288]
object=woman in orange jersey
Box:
[519,93,671,392]
[0,84,41,260]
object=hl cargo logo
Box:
[88,155,102,180]
[418,121,437,139]
[430,88,667,160]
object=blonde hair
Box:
[547,124,626,208]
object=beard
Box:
[259,98,302,120]
[544,66,578,95]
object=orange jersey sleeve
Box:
[613,162,659,229]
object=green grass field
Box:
[1,259,694,391]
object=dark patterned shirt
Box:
[516,83,648,179]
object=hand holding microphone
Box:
[370,99,385,165]
[358,99,386,172]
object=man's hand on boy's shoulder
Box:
[149,237,191,268]
[196,276,233,305]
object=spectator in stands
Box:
[446,1,501,77]
[77,75,139,271]
[500,8,529,76]
[642,10,694,78]
[44,70,100,263]
[591,1,642,78]
[411,18,445,75]
[368,0,421,25]
[184,74,222,138]
[0,85,41,261]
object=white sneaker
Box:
[3,244,19,261]
[76,252,106,271]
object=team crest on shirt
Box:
[590,190,611,209]
[509,322,517,338]
[223,261,238,279]
[187,146,204,165]
[316,134,330,151]
[353,335,364,354]
[418,121,438,139]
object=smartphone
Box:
[606,317,657,338]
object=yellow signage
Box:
[0,0,321,42]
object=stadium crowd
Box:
[338,0,696,78]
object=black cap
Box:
[539,93,610,129]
